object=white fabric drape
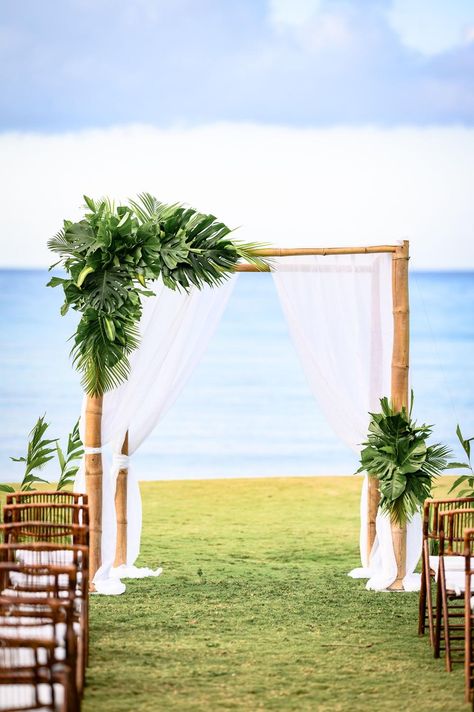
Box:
[77,277,237,594]
[272,253,422,591]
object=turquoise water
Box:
[0,270,473,482]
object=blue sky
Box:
[1,1,473,270]
[1,0,474,130]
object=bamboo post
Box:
[389,240,410,590]
[114,432,129,567]
[84,395,103,589]
[367,477,379,565]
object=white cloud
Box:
[0,123,473,270]
[389,0,474,56]
[268,0,322,28]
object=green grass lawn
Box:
[80,476,467,711]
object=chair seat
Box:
[429,555,468,575]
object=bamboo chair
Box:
[6,492,88,507]
[3,505,89,543]
[435,508,474,671]
[0,537,90,694]
[464,528,474,707]
[419,497,474,645]
[0,562,79,711]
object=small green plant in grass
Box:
[357,392,453,525]
[448,425,474,496]
[56,419,84,490]
[1,417,84,493]
[1,415,58,493]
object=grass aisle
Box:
[84,477,466,711]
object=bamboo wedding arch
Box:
[84,240,410,590]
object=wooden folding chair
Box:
[418,497,474,645]
[435,508,474,671]
[0,532,90,694]
[0,561,79,711]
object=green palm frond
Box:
[232,241,272,272]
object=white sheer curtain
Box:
[77,276,237,594]
[272,253,422,591]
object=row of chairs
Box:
[418,497,474,707]
[0,490,89,712]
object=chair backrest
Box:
[0,560,77,601]
[3,502,89,530]
[0,541,89,597]
[0,520,88,548]
[5,490,88,506]
[423,497,474,540]
[439,508,474,556]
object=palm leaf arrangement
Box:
[357,394,453,525]
[48,194,268,396]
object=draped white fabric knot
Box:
[110,454,130,484]
[112,454,129,469]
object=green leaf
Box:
[76,265,95,287]
[0,483,15,492]
[84,195,96,212]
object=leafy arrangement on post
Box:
[448,425,474,496]
[0,417,84,493]
[48,194,268,396]
[357,394,454,525]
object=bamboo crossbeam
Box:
[114,432,129,568]
[249,246,398,256]
[236,245,399,271]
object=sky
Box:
[0,0,473,268]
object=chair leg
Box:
[466,595,472,703]
[418,549,427,636]
[434,573,443,659]
[426,572,437,647]
[441,575,453,672]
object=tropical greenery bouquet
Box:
[48,194,267,396]
[357,394,454,525]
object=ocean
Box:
[1,270,473,482]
